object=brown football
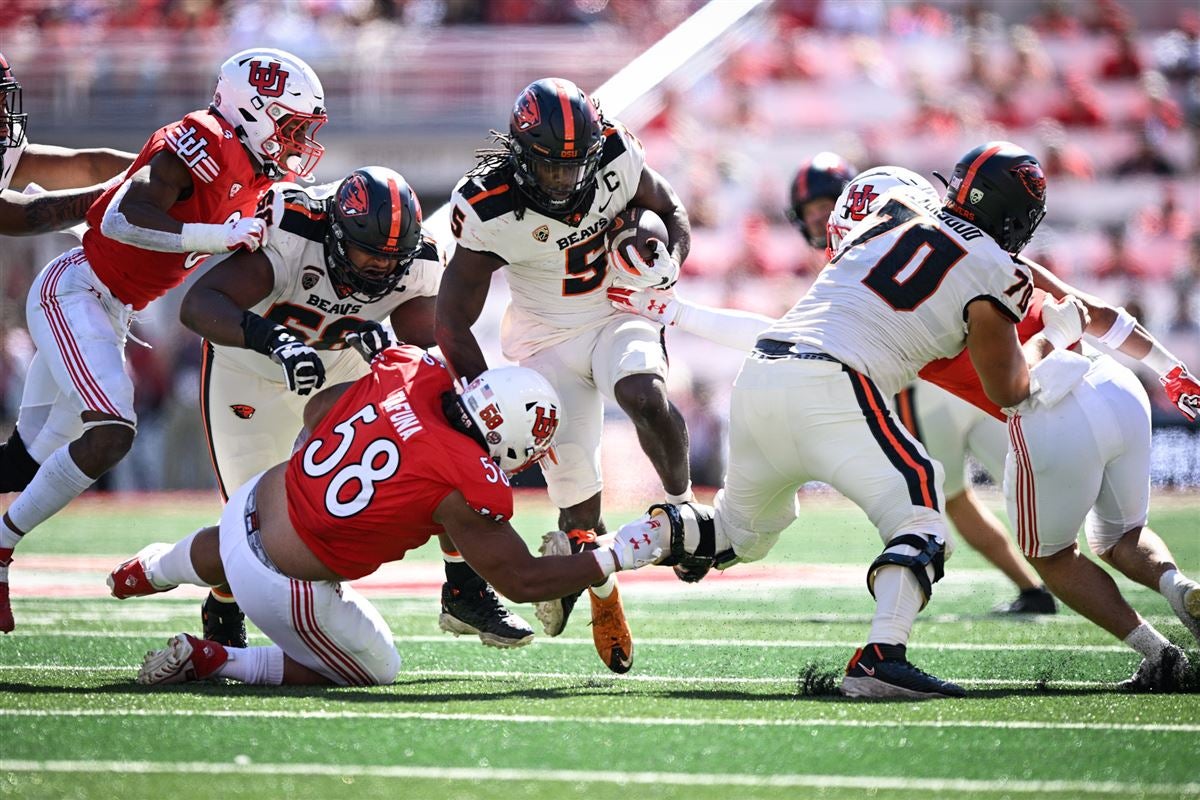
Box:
[606,207,669,285]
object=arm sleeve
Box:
[672,299,775,351]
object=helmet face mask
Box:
[325,167,423,303]
[508,78,604,215]
[212,48,327,180]
[0,52,28,157]
[943,141,1047,255]
[459,367,561,475]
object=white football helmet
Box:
[826,166,938,255]
[212,48,327,180]
[460,367,561,475]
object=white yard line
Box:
[2,707,1197,733]
[11,629,1134,652]
[0,760,1194,796]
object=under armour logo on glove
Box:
[1161,365,1200,421]
[607,286,680,326]
[345,320,392,364]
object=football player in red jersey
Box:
[108,344,668,686]
[0,50,136,235]
[0,48,327,633]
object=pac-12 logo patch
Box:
[301,267,322,290]
[247,60,289,98]
[532,225,550,242]
[230,404,256,419]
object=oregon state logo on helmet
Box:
[338,174,370,217]
[1013,162,1046,201]
[513,88,541,131]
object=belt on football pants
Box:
[244,483,284,576]
[753,339,842,363]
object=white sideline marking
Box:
[0,664,1119,689]
[2,708,1196,733]
[1,760,1194,796]
[13,629,1134,653]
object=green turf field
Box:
[2,491,1198,799]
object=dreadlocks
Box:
[467,130,528,220]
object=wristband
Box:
[1095,307,1137,349]
[241,310,289,357]
[180,222,230,254]
[592,548,619,578]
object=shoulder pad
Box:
[599,125,629,169]
[458,172,515,223]
[415,235,441,264]
[279,189,328,243]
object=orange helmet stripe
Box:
[956,144,1004,206]
[554,80,575,151]
[385,177,402,250]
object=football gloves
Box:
[607,286,679,326]
[1161,365,1200,421]
[346,320,392,364]
[269,333,326,396]
[1040,294,1088,350]
[612,238,679,290]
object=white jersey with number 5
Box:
[211,181,443,382]
[762,186,1032,396]
[449,121,645,361]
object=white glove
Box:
[606,285,680,326]
[611,238,680,290]
[1041,295,1088,350]
[592,514,668,576]
[181,216,269,254]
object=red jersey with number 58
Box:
[83,109,273,311]
[286,346,515,580]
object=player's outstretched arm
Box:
[434,246,504,382]
[101,151,265,254]
[180,249,276,346]
[629,164,690,268]
[11,143,135,191]
[965,298,1031,410]
[1025,257,1199,419]
[0,182,110,235]
[388,296,437,349]
[608,286,774,351]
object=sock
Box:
[5,445,95,538]
[215,645,285,685]
[590,573,617,597]
[0,517,22,552]
[1159,569,1194,602]
[210,586,237,603]
[866,565,925,646]
[444,558,481,588]
[144,529,204,587]
[1124,621,1171,661]
[665,482,694,505]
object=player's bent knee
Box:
[0,427,40,493]
[867,533,946,610]
[369,648,401,685]
[613,374,668,418]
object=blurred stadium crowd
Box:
[0,0,1197,491]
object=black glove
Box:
[241,311,326,395]
[345,320,392,364]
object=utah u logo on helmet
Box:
[247,60,289,98]
[531,404,558,445]
[844,183,879,222]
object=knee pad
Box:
[867,533,946,610]
[654,501,737,583]
[0,427,40,493]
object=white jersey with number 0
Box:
[449,121,646,361]
[762,186,1032,396]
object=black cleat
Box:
[993,586,1058,615]
[202,593,247,649]
[534,529,596,636]
[439,581,534,649]
[841,643,966,699]
[1119,645,1190,693]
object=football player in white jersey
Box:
[179,166,533,651]
[0,50,135,235]
[436,78,693,673]
[650,142,1053,698]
